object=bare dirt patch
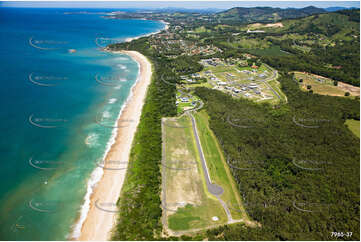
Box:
[248,22,283,29]
[338,82,360,96]
[265,22,283,28]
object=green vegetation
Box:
[109,37,199,240]
[345,119,360,138]
[193,74,360,240]
[193,111,247,220]
[107,6,360,241]
[163,115,227,232]
[294,72,354,96]
[259,11,360,86]
[214,6,326,24]
[168,201,226,231]
[195,62,283,104]
[248,45,292,57]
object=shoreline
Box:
[124,20,169,42]
[74,50,152,241]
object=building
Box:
[180,97,189,103]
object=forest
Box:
[107,7,360,241]
[193,74,360,240]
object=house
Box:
[249,84,258,89]
[180,97,189,102]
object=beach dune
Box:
[75,51,152,241]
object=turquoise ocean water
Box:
[0,7,164,240]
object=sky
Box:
[1,0,360,9]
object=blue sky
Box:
[1,1,359,9]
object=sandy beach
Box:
[124,21,169,42]
[75,51,152,241]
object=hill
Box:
[214,6,326,23]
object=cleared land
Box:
[162,115,227,234]
[294,72,360,97]
[193,110,250,222]
[192,61,284,104]
[248,22,284,29]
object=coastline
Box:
[74,50,152,241]
[124,20,169,42]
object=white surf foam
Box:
[84,133,99,148]
[108,98,117,104]
[117,64,127,70]
[102,110,111,119]
[70,53,141,240]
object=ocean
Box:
[0,7,164,240]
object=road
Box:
[189,113,224,196]
[189,112,243,224]
[261,64,283,101]
[161,88,240,235]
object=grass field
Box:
[193,110,249,221]
[294,72,348,96]
[345,119,360,138]
[162,115,227,232]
